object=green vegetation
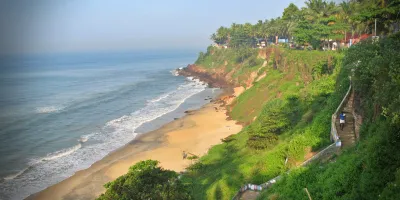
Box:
[182,1,400,198]
[98,1,400,200]
[182,46,347,199]
[195,45,342,125]
[257,33,400,200]
[97,160,191,200]
[209,0,400,50]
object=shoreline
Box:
[26,89,242,200]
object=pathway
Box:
[335,91,356,148]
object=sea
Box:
[0,49,220,200]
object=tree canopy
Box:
[209,0,400,49]
[97,160,192,200]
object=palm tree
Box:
[261,20,271,42]
[216,26,229,44]
[339,1,357,43]
[305,0,339,22]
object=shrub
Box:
[221,134,236,143]
[247,133,279,150]
[97,160,192,200]
[258,99,290,135]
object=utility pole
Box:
[375,18,377,36]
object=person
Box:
[339,111,346,130]
[182,151,187,160]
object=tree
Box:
[211,26,230,45]
[97,160,192,200]
[356,0,400,35]
[282,3,301,41]
[246,100,290,149]
[282,3,300,21]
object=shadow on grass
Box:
[184,142,245,200]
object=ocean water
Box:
[0,50,219,200]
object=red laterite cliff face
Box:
[177,48,283,90]
[177,64,234,88]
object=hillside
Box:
[178,34,400,200]
[180,47,343,125]
[256,33,400,200]
[179,45,351,199]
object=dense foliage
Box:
[209,0,400,49]
[97,160,191,200]
[258,33,400,200]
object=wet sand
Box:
[27,98,242,200]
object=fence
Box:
[331,77,352,144]
[231,78,352,200]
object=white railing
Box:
[331,77,352,144]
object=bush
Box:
[257,99,290,135]
[234,47,255,63]
[247,133,279,150]
[245,100,289,150]
[195,52,206,64]
[97,160,192,200]
[221,134,236,143]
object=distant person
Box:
[182,151,187,160]
[339,112,346,130]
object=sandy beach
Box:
[27,95,242,200]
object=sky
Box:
[0,0,306,55]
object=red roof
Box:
[340,33,372,43]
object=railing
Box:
[231,78,352,200]
[331,77,352,144]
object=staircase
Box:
[335,91,356,148]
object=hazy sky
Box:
[0,0,305,54]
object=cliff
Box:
[179,47,342,125]
[180,46,351,199]
[177,64,233,88]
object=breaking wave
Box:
[2,143,82,181]
[41,143,82,161]
[3,167,31,181]
[0,76,207,200]
[147,92,173,103]
[170,69,180,76]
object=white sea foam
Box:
[35,106,65,114]
[0,78,207,200]
[170,69,179,76]
[147,92,172,103]
[3,167,31,181]
[2,142,82,181]
[41,143,82,161]
[2,143,83,180]
[186,76,194,81]
[78,134,93,143]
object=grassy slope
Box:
[257,36,400,200]
[183,47,347,200]
[230,49,341,124]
